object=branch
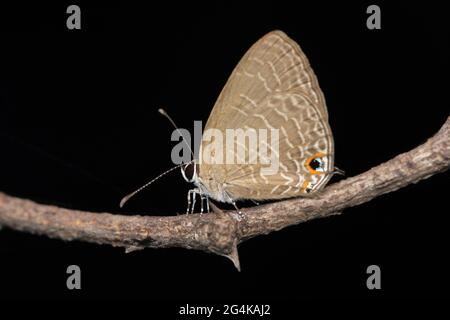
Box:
[1,116,449,270]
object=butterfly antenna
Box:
[120,108,196,208]
[158,108,195,159]
[120,162,188,208]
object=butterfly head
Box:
[181,161,198,183]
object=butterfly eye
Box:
[181,162,196,182]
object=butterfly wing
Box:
[198,30,334,201]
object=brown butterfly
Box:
[121,30,337,214]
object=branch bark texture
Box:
[1,116,449,269]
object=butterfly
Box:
[180,30,335,213]
[121,30,336,214]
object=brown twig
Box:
[0,116,449,270]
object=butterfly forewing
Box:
[198,30,334,202]
[205,30,328,130]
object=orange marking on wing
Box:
[301,180,310,193]
[304,152,326,175]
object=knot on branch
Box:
[193,213,240,250]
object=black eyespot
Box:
[305,187,312,193]
[309,158,322,170]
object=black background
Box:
[0,0,448,305]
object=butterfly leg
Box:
[200,193,204,214]
[199,193,210,214]
[225,191,245,221]
[187,188,205,214]
[225,190,246,221]
[231,201,246,221]
[186,189,193,214]
[190,189,198,214]
[186,189,198,214]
